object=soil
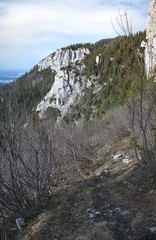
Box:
[15,147,156,240]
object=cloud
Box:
[0,0,150,70]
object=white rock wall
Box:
[36,48,90,119]
[38,48,90,72]
[145,0,156,76]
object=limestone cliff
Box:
[36,48,90,119]
[145,0,156,76]
[35,34,145,122]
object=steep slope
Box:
[36,47,90,119]
[0,33,146,127]
[36,33,146,123]
[0,3,156,240]
[11,123,156,240]
[145,0,156,76]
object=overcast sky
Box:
[0,0,150,71]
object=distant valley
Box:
[0,70,25,85]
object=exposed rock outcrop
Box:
[145,0,156,76]
[36,48,90,119]
[15,218,25,230]
[37,48,89,72]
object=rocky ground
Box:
[14,138,156,240]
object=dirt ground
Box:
[15,141,156,240]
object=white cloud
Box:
[0,0,150,70]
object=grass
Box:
[8,111,156,240]
[16,152,156,239]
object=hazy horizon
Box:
[0,0,151,72]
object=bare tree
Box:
[112,11,156,174]
[53,122,97,181]
[0,122,56,236]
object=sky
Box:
[0,0,151,71]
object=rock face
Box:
[15,217,25,230]
[145,0,156,76]
[36,48,90,119]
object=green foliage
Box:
[0,31,146,126]
[81,31,146,117]
[64,42,94,51]
[0,67,55,125]
[83,88,93,122]
[57,31,146,123]
[46,107,61,120]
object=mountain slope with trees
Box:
[1,15,156,239]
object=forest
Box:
[1,23,156,239]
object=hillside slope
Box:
[13,129,156,240]
[0,32,145,128]
[1,22,156,240]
